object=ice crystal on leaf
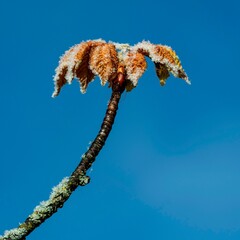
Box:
[52,40,189,97]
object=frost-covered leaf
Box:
[52,39,189,97]
[89,43,118,86]
[124,51,147,91]
[133,41,190,86]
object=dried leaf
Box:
[52,40,105,97]
[53,39,189,97]
[52,67,68,97]
[74,42,99,93]
[89,43,118,86]
[124,51,147,90]
[155,62,170,86]
[133,41,190,85]
[52,46,76,97]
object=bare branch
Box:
[0,82,124,240]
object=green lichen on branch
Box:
[1,177,71,240]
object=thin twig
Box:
[0,80,125,240]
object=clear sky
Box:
[0,0,240,239]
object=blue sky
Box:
[0,0,240,239]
